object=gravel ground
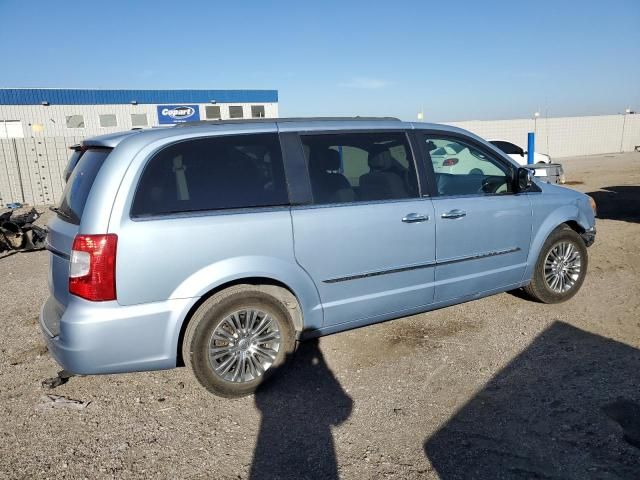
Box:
[1,152,639,479]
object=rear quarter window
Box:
[57,148,111,224]
[131,133,289,217]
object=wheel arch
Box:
[524,205,591,281]
[176,277,309,367]
[564,220,585,234]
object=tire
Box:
[182,285,296,398]
[523,225,588,304]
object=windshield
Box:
[57,148,111,224]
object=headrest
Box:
[311,148,341,172]
[368,150,394,171]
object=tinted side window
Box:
[131,134,288,216]
[300,132,419,205]
[229,106,244,119]
[251,105,265,118]
[205,105,221,119]
[424,136,513,196]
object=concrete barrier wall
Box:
[1,114,639,205]
[446,114,640,159]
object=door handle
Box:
[402,213,429,223]
[441,209,466,219]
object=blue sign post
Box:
[157,105,200,124]
[527,132,535,165]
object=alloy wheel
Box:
[208,308,281,383]
[544,241,582,293]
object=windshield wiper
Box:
[49,206,78,223]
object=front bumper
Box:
[580,226,596,247]
[39,295,195,375]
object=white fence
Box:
[1,114,639,205]
[447,114,640,159]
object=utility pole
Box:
[620,108,631,153]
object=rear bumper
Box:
[39,295,195,375]
[580,226,596,247]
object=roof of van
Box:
[82,117,462,148]
[176,116,402,125]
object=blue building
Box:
[0,88,279,139]
[0,88,278,205]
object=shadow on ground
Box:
[588,186,640,223]
[424,321,640,479]
[249,338,353,480]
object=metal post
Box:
[620,112,627,153]
[527,132,535,165]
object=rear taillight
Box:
[69,234,118,301]
[442,158,459,166]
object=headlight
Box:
[588,196,597,216]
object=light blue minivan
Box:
[41,118,596,397]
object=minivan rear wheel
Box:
[182,285,296,397]
[523,225,588,304]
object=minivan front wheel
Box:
[523,225,588,303]
[183,285,296,397]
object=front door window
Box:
[425,137,512,196]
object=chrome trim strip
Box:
[437,247,521,267]
[290,197,429,211]
[130,204,292,222]
[322,247,521,284]
[323,261,436,284]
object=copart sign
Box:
[157,105,201,124]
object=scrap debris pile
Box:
[0,204,48,256]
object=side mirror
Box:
[518,148,526,157]
[518,167,534,191]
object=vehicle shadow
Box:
[249,337,353,480]
[423,321,640,479]
[587,186,640,223]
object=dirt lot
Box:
[1,152,639,479]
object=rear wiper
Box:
[49,206,77,223]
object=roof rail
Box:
[174,116,401,127]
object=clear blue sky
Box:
[0,0,638,121]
